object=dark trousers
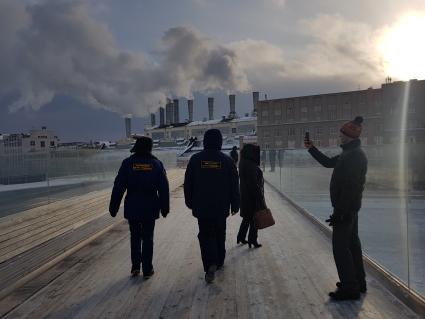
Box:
[332,212,366,290]
[237,217,258,243]
[197,218,227,272]
[128,219,155,273]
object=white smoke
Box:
[0,0,249,116]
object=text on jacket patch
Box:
[201,161,222,169]
[133,163,153,171]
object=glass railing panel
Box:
[262,143,425,299]
[407,142,425,296]
[0,152,50,218]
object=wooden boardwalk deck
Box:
[0,185,419,319]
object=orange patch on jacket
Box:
[201,161,221,169]
[133,163,153,171]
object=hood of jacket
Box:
[240,144,260,166]
[203,129,223,150]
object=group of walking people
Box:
[109,115,368,301]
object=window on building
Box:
[343,103,351,118]
[329,127,337,135]
[30,141,35,146]
[287,106,294,120]
[231,128,237,133]
[314,105,321,120]
[316,127,323,135]
[50,141,55,147]
[262,110,268,117]
[40,141,45,148]
[301,107,308,120]
[275,129,281,137]
[329,105,337,120]
[288,127,296,136]
[374,136,383,145]
[275,108,282,116]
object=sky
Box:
[1,0,425,141]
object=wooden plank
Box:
[1,181,419,319]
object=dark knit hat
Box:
[203,129,223,150]
[130,136,153,154]
[340,116,363,138]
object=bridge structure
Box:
[0,148,424,319]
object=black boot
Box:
[336,281,367,293]
[237,237,248,245]
[131,268,140,277]
[205,265,217,284]
[329,287,360,301]
[143,269,155,279]
[248,241,262,248]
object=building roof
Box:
[146,116,257,131]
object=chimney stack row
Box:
[208,97,214,121]
[188,99,194,122]
[173,99,180,124]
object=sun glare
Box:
[379,13,425,80]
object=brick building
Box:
[257,79,425,150]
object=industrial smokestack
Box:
[166,99,174,125]
[159,107,165,126]
[208,97,214,120]
[124,115,132,138]
[173,99,180,123]
[150,113,156,127]
[229,94,236,119]
[252,91,259,116]
[188,99,194,122]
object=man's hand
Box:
[109,210,117,218]
[325,214,344,226]
[304,137,313,149]
[161,210,169,218]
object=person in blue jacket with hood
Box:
[109,136,169,278]
[184,129,240,283]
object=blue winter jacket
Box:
[109,153,170,221]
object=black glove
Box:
[109,210,117,218]
[161,210,169,218]
[325,214,344,226]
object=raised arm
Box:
[308,146,339,168]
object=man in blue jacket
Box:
[109,137,169,278]
[184,129,240,283]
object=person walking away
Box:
[269,149,276,172]
[305,116,367,301]
[184,129,240,284]
[109,137,169,279]
[230,146,239,164]
[236,144,265,248]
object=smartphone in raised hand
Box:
[304,131,312,148]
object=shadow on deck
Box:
[0,185,421,319]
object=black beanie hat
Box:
[130,136,153,154]
[203,129,223,150]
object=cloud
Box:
[295,14,386,82]
[269,0,286,7]
[0,0,250,116]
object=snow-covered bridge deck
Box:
[0,183,421,318]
